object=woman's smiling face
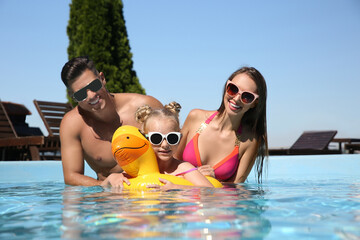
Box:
[224,73,258,116]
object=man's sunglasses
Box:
[145,132,181,145]
[73,79,103,102]
[226,82,259,104]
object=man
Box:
[60,56,163,186]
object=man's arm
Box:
[60,111,101,186]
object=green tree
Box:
[66,0,144,104]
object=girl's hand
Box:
[147,178,177,190]
[197,165,215,178]
[101,173,131,189]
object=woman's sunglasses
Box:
[73,78,103,102]
[145,132,181,145]
[226,82,259,104]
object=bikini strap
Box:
[196,111,218,134]
[175,167,198,176]
[205,111,218,124]
[196,122,208,134]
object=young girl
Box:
[135,102,213,190]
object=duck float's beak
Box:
[112,131,149,177]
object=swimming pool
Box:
[1,154,359,239]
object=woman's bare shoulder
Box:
[186,109,216,123]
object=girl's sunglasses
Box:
[145,132,181,145]
[226,82,259,104]
[73,78,103,102]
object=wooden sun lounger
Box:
[269,130,341,155]
[33,100,72,160]
[0,101,44,160]
[289,130,340,155]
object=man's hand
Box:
[101,173,131,189]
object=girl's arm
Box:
[182,168,213,187]
[177,162,213,187]
[147,177,210,191]
[146,162,214,190]
[147,178,189,190]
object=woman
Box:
[175,67,268,183]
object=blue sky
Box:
[0,0,359,148]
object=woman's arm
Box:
[175,162,213,187]
[232,138,259,183]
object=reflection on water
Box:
[61,184,271,239]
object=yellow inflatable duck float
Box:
[111,125,223,190]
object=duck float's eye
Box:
[127,136,130,139]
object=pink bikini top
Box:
[182,111,241,181]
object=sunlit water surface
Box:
[0,155,359,239]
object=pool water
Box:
[0,155,359,239]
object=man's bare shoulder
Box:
[60,107,83,134]
[113,93,163,109]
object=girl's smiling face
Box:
[145,116,180,162]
